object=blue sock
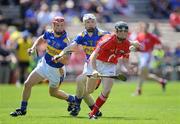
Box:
[20,101,27,111]
[67,95,75,103]
[75,96,82,105]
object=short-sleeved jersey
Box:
[43,31,70,68]
[137,32,161,52]
[73,28,109,60]
[95,33,131,64]
[16,38,32,61]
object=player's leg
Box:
[10,70,44,117]
[148,73,167,91]
[75,74,97,109]
[49,85,75,102]
[134,53,149,96]
[70,76,97,116]
[89,78,114,119]
[48,67,75,108]
[68,73,86,116]
[83,79,102,117]
[70,74,102,116]
[134,67,148,95]
[86,77,99,94]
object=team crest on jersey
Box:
[115,49,125,54]
[119,50,125,54]
[115,50,125,54]
[63,38,69,43]
[88,40,93,46]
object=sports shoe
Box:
[95,111,102,117]
[160,79,167,92]
[10,108,26,117]
[132,89,141,96]
[70,104,81,116]
[67,102,76,112]
[88,113,98,120]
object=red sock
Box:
[90,93,107,115]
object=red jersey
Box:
[95,34,131,64]
[137,32,161,52]
[170,12,180,28]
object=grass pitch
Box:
[0,81,180,124]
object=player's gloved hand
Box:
[130,40,143,51]
[52,55,60,63]
[52,54,70,65]
[92,70,100,78]
[27,47,35,56]
[130,40,139,47]
[129,45,136,52]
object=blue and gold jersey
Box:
[43,31,70,68]
[73,28,109,60]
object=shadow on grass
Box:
[44,115,158,120]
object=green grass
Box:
[0,81,180,124]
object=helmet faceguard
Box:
[83,14,97,32]
[115,21,129,41]
[115,21,128,32]
[83,13,96,23]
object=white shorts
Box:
[85,60,116,76]
[139,52,152,69]
[34,57,66,88]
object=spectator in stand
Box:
[174,43,180,80]
[37,3,51,35]
[50,4,63,21]
[152,21,162,37]
[163,46,175,80]
[15,31,32,85]
[169,7,180,32]
[104,0,134,17]
[0,23,17,84]
[24,4,39,36]
[148,0,172,19]
[169,0,180,11]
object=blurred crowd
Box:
[0,0,135,36]
[0,0,180,84]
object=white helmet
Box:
[83,13,96,22]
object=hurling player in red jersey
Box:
[85,21,136,119]
[133,22,167,96]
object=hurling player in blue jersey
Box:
[53,13,109,117]
[10,16,75,117]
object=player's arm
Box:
[129,40,143,52]
[52,42,79,62]
[53,34,83,60]
[118,53,135,74]
[90,50,100,78]
[28,35,45,55]
[60,42,78,56]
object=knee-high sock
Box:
[90,93,107,115]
